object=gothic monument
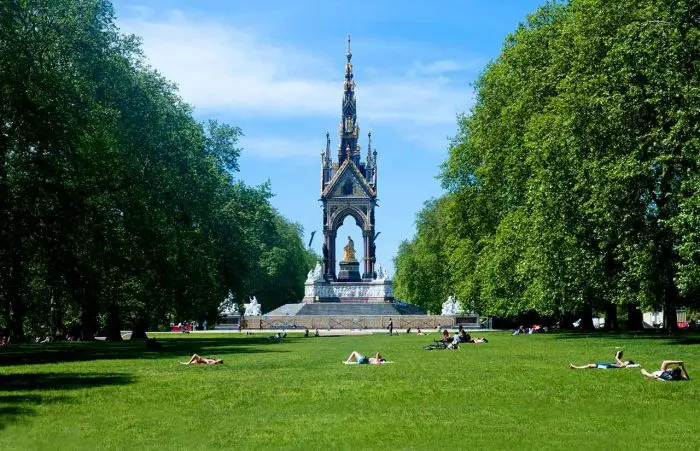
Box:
[303,35,393,303]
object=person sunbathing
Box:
[570,350,637,369]
[641,360,690,381]
[179,354,223,365]
[344,351,385,365]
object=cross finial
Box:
[346,34,352,61]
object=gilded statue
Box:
[343,236,356,261]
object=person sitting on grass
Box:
[344,351,386,365]
[179,354,223,365]
[569,350,637,369]
[441,329,450,342]
[641,360,690,381]
[446,332,460,349]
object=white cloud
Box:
[120,11,338,116]
[117,8,476,157]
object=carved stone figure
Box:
[303,279,393,300]
[375,263,386,281]
[441,295,460,316]
[219,291,240,316]
[243,296,262,316]
[305,262,324,283]
[343,236,356,261]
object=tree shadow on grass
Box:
[0,335,293,367]
[0,373,133,431]
[553,331,700,345]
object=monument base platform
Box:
[303,279,393,303]
[265,301,426,316]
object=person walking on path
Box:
[387,318,393,335]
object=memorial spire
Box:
[338,34,359,164]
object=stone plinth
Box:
[303,278,393,303]
[337,260,361,282]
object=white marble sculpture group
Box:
[243,296,262,316]
[441,295,461,316]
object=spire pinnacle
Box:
[339,35,358,164]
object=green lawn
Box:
[1,331,699,450]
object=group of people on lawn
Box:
[438,325,489,349]
[177,329,690,381]
[570,350,690,381]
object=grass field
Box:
[1,331,699,450]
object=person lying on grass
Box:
[179,354,224,365]
[344,351,386,365]
[569,350,638,369]
[458,328,488,344]
[641,360,690,381]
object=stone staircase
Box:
[297,303,405,316]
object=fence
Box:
[241,315,470,330]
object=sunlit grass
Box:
[1,331,699,450]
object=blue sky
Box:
[112,0,546,277]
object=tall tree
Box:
[397,0,700,329]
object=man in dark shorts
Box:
[570,350,637,369]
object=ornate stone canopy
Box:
[319,35,378,281]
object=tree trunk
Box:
[80,303,97,341]
[8,254,25,342]
[49,293,63,340]
[581,302,594,330]
[9,296,25,342]
[604,302,618,330]
[663,305,678,331]
[105,303,123,341]
[130,309,148,340]
[626,303,643,331]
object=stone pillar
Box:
[362,230,375,280]
[323,229,337,280]
[362,230,372,280]
[326,230,337,280]
[369,232,376,279]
